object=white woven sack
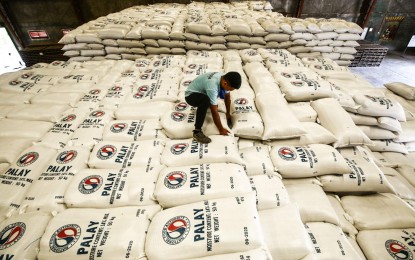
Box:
[320,156,394,193]
[298,122,338,145]
[395,121,415,142]
[311,98,373,147]
[161,110,231,139]
[0,146,57,218]
[154,163,251,208]
[385,90,415,121]
[0,81,49,94]
[357,229,415,260]
[256,91,307,140]
[270,144,350,178]
[99,85,130,108]
[282,177,325,186]
[279,79,339,102]
[348,112,378,125]
[149,55,186,69]
[7,104,70,122]
[58,74,99,84]
[115,102,173,120]
[240,146,274,176]
[187,248,271,260]
[145,193,265,259]
[341,193,415,230]
[370,139,408,154]
[326,195,358,237]
[386,174,415,200]
[353,94,406,121]
[287,102,317,122]
[377,116,402,132]
[225,19,252,35]
[21,146,89,213]
[0,137,33,164]
[98,28,128,39]
[0,212,52,260]
[358,125,397,139]
[68,109,113,148]
[38,111,87,149]
[272,68,321,83]
[304,222,363,260]
[186,23,212,35]
[0,119,53,141]
[103,119,166,141]
[88,140,164,169]
[239,49,263,63]
[384,82,415,100]
[231,99,264,139]
[161,136,244,167]
[19,72,60,85]
[65,166,161,208]
[0,92,33,105]
[238,139,266,150]
[250,175,289,210]
[285,184,340,225]
[315,32,338,40]
[398,166,415,188]
[0,105,13,118]
[336,33,361,41]
[47,82,94,94]
[75,88,108,110]
[38,206,158,260]
[259,204,312,260]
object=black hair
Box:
[223,71,241,89]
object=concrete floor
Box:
[350,50,415,88]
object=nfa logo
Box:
[51,61,64,66]
[0,222,26,250]
[153,61,160,67]
[164,171,187,189]
[278,147,297,161]
[110,123,128,133]
[138,85,149,92]
[140,74,149,80]
[170,143,189,155]
[162,216,191,245]
[171,112,186,122]
[9,80,22,86]
[281,72,293,78]
[89,110,105,118]
[175,102,189,111]
[291,81,305,87]
[110,86,123,91]
[17,152,39,167]
[234,98,249,105]
[133,92,144,99]
[188,64,197,70]
[21,73,32,79]
[56,150,78,164]
[247,50,257,56]
[97,145,117,160]
[78,175,103,194]
[49,224,81,253]
[365,95,378,102]
[62,114,76,122]
[89,89,101,95]
[385,240,413,260]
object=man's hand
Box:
[219,128,231,136]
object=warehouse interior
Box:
[1,0,415,259]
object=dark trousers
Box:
[185,93,210,130]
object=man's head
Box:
[221,71,242,91]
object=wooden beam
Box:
[296,0,305,18]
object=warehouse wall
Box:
[1,0,414,51]
[364,0,415,51]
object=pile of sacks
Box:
[0,49,414,260]
[60,1,362,66]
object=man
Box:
[185,71,242,144]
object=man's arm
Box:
[210,104,230,135]
[225,92,231,120]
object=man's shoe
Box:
[193,131,211,143]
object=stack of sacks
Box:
[60,2,363,64]
[3,51,415,259]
